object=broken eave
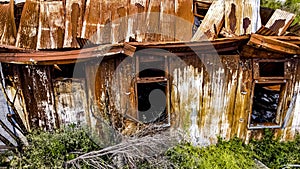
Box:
[129,35,249,55]
[0,36,249,65]
[0,44,127,65]
[247,34,300,56]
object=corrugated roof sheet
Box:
[0,1,16,45]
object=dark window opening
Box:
[259,62,284,77]
[138,56,165,78]
[52,63,85,79]
[137,81,168,124]
[139,68,165,78]
[250,83,285,127]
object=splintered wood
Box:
[191,0,224,41]
[265,9,295,36]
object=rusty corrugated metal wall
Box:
[2,53,300,144]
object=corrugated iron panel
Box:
[265,9,295,36]
[174,0,193,41]
[63,0,85,48]
[0,1,17,45]
[170,54,240,144]
[15,0,40,49]
[37,1,65,49]
[18,65,58,130]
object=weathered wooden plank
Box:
[192,0,224,41]
[241,45,286,59]
[37,1,65,49]
[63,0,85,48]
[248,34,300,55]
[16,0,40,49]
[265,9,295,36]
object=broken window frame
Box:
[248,59,290,129]
[134,55,171,126]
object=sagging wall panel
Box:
[53,79,89,126]
[18,65,58,130]
[170,54,240,145]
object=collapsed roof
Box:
[0,0,298,63]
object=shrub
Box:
[248,129,300,169]
[166,138,255,169]
[10,126,100,168]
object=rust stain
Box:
[229,3,236,33]
[243,17,251,34]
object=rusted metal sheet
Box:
[244,0,261,34]
[0,1,16,46]
[170,54,240,145]
[191,0,224,41]
[18,65,58,130]
[16,0,40,49]
[174,0,193,41]
[54,79,89,126]
[265,9,295,36]
[37,1,65,49]
[63,0,85,48]
[81,0,193,43]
